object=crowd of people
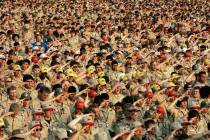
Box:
[0,0,209,139]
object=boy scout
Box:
[4,103,25,136]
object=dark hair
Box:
[39,73,48,80]
[25,46,32,54]
[193,86,200,90]
[111,60,118,65]
[7,86,16,94]
[200,86,210,99]
[52,84,62,91]
[188,110,199,121]
[50,61,59,67]
[32,65,40,70]
[39,87,50,94]
[21,59,30,65]
[23,75,34,82]
[9,137,24,140]
[14,42,20,46]
[198,71,206,77]
[68,86,77,93]
[144,119,156,130]
[12,34,20,40]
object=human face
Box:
[36,36,42,42]
[69,93,76,100]
[62,81,70,92]
[32,126,42,137]
[112,64,118,71]
[14,70,21,77]
[0,58,6,65]
[33,68,41,76]
[9,90,17,100]
[126,65,132,72]
[25,80,35,89]
[134,127,143,137]
[44,109,53,118]
[101,100,109,108]
[0,126,3,135]
[56,95,65,102]
[180,101,188,109]
[200,74,207,83]
[193,89,200,98]
[5,78,12,86]
[33,114,42,121]
[22,62,29,70]
[22,99,30,107]
[41,92,49,101]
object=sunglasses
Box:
[35,128,42,131]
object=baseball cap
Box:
[29,121,42,129]
[54,88,63,97]
[200,101,210,108]
[42,103,54,111]
[32,108,43,115]
[0,54,5,59]
[87,65,95,74]
[13,64,21,71]
[20,92,31,100]
[98,78,106,86]
[39,53,48,59]
[12,129,28,138]
[36,83,44,90]
[165,82,176,88]
[81,116,95,126]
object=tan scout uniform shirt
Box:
[20,107,32,127]
[17,87,38,100]
[109,93,125,105]
[4,114,25,134]
[78,132,94,140]
[53,102,72,124]
[169,107,188,122]
[2,99,20,112]
[187,119,208,136]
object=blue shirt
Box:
[32,41,48,52]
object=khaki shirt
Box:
[109,93,125,105]
[98,108,116,131]
[17,87,38,100]
[20,107,32,127]
[78,132,94,140]
[187,119,208,136]
[4,114,25,134]
[2,99,20,112]
[30,99,45,109]
[169,107,188,122]
[53,102,72,124]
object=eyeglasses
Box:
[35,128,42,131]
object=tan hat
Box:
[29,121,42,129]
[42,103,55,111]
[32,108,43,115]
